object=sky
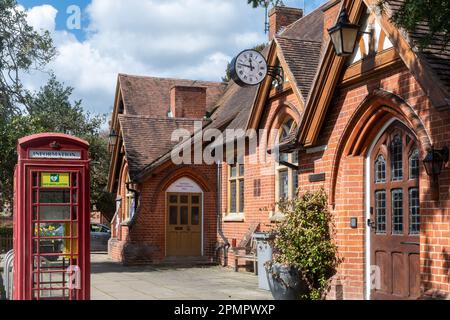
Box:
[18,0,328,116]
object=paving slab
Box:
[91,253,273,301]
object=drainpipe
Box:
[215,161,230,266]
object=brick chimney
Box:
[322,0,342,42]
[269,6,303,40]
[170,86,207,119]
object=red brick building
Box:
[108,0,450,299]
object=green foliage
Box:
[0,1,114,220]
[0,76,114,220]
[384,0,450,48]
[247,0,284,8]
[0,0,56,112]
[272,189,339,300]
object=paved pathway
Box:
[91,253,273,300]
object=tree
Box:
[247,0,284,8]
[0,0,56,113]
[23,76,115,220]
[383,0,450,48]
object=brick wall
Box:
[220,65,450,299]
[109,162,218,265]
[305,66,450,299]
[220,88,302,268]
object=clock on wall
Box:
[230,49,268,87]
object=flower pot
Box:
[265,263,308,300]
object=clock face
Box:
[230,49,268,87]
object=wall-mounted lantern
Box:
[328,8,361,57]
[423,147,449,178]
[109,129,118,148]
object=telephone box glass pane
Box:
[39,206,70,221]
[35,222,74,238]
[40,190,71,204]
[72,173,77,187]
[72,206,78,220]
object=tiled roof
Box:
[276,38,322,101]
[275,3,326,102]
[119,115,206,179]
[279,3,325,42]
[118,74,227,117]
[385,0,450,94]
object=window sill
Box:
[270,212,286,223]
[120,219,132,226]
[223,213,245,222]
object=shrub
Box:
[271,189,339,299]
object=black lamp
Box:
[423,147,449,178]
[109,129,118,148]
[328,8,361,57]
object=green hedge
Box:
[0,226,13,237]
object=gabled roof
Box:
[276,38,323,101]
[118,74,227,117]
[246,3,329,130]
[119,115,207,180]
[298,0,450,148]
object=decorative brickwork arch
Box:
[266,102,301,148]
[330,89,432,205]
[149,166,213,208]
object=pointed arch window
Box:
[409,149,419,180]
[375,155,386,183]
[391,135,403,181]
[276,118,298,202]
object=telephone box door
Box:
[29,169,87,300]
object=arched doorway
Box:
[367,120,420,299]
[166,177,203,257]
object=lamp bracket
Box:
[279,160,299,171]
[267,66,284,87]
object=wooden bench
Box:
[232,223,260,275]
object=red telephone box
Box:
[13,133,91,300]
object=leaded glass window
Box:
[391,135,403,181]
[392,189,404,234]
[375,155,386,183]
[375,190,387,234]
[409,188,420,235]
[409,149,419,180]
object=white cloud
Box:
[24,0,311,115]
[25,4,58,33]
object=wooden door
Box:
[370,121,421,300]
[166,193,202,257]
